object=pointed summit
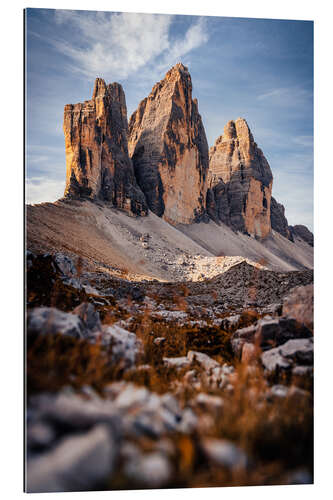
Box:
[128,64,209,224]
[63,79,147,216]
[92,77,107,98]
[207,118,273,238]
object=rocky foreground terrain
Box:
[26,250,313,492]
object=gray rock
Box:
[280,337,313,364]
[163,356,191,371]
[26,422,55,450]
[261,338,313,374]
[27,425,115,492]
[28,392,120,430]
[73,302,102,334]
[114,384,152,410]
[124,452,172,488]
[54,253,77,277]
[27,307,88,339]
[292,365,313,378]
[194,393,224,413]
[255,317,311,350]
[54,253,82,289]
[187,350,220,371]
[266,384,288,399]
[231,317,312,357]
[101,324,143,369]
[201,438,248,469]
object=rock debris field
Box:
[25,250,314,491]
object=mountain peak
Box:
[92,77,107,98]
[207,118,273,238]
[128,64,208,224]
[63,79,147,216]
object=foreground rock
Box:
[128,63,209,224]
[282,284,314,331]
[63,78,147,216]
[27,307,88,339]
[27,425,115,492]
[261,338,313,376]
[231,316,312,358]
[100,324,143,370]
[201,438,248,469]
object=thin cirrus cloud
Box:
[52,11,209,81]
[256,86,313,108]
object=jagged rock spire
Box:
[207,118,273,239]
[128,63,209,224]
[63,78,147,216]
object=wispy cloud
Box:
[256,86,312,108]
[53,11,209,81]
[292,135,313,148]
[157,18,209,71]
[26,177,65,205]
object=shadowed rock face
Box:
[63,78,148,216]
[128,63,209,224]
[207,118,273,239]
[289,225,314,247]
[270,197,293,240]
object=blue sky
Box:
[25,8,313,230]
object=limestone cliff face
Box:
[207,118,273,239]
[63,78,148,216]
[270,197,293,240]
[128,63,209,224]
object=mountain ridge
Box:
[27,63,313,280]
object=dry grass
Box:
[27,334,121,395]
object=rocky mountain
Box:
[207,118,273,239]
[63,78,147,216]
[61,65,313,247]
[270,199,314,247]
[128,63,209,224]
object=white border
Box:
[1,1,332,499]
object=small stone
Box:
[201,438,248,469]
[187,351,220,371]
[153,337,166,346]
[125,452,172,488]
[163,356,191,371]
[195,393,224,413]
